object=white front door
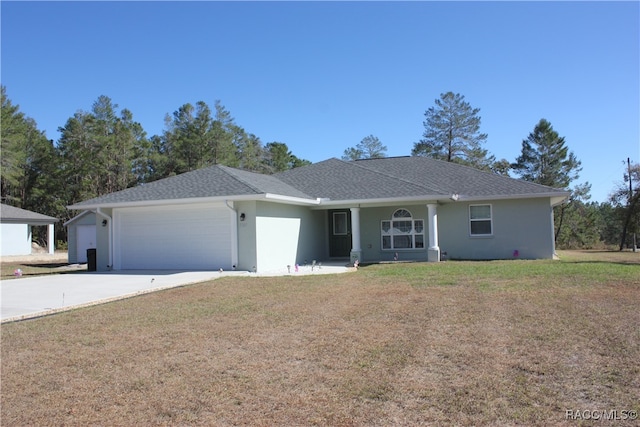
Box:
[76,225,96,263]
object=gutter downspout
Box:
[224,200,239,270]
[95,208,113,270]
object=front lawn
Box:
[1,251,639,426]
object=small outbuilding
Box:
[64,211,97,264]
[0,204,58,256]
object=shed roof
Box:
[0,204,59,225]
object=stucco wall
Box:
[255,202,325,273]
[235,201,325,273]
[349,198,555,263]
[235,201,258,272]
[96,208,113,270]
[438,198,555,260]
[0,223,31,256]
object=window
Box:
[469,204,492,236]
[381,209,425,250]
[333,212,348,235]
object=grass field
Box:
[1,250,639,426]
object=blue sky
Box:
[2,1,638,203]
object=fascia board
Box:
[67,194,272,210]
[458,192,571,204]
[263,193,321,206]
[312,194,451,209]
[1,218,58,225]
[63,210,93,227]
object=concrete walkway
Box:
[1,263,353,323]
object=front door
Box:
[328,210,351,258]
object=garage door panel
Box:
[115,204,231,270]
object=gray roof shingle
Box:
[275,157,566,201]
[69,156,568,209]
[1,204,58,224]
[69,164,312,208]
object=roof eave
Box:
[458,191,571,204]
[67,193,319,210]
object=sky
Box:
[2,1,638,203]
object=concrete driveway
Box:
[1,263,352,322]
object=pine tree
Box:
[412,92,494,170]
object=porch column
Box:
[350,207,362,265]
[47,223,55,255]
[427,203,440,262]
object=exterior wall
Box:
[235,201,258,272]
[96,208,113,270]
[0,223,31,256]
[438,198,555,260]
[255,201,325,273]
[358,204,430,263]
[235,201,325,273]
[66,212,97,264]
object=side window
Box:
[469,204,492,236]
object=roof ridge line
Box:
[217,165,266,195]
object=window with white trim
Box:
[469,204,493,236]
[381,209,425,250]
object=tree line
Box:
[1,87,310,244]
[1,86,638,250]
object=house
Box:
[64,211,97,264]
[0,204,58,257]
[67,157,570,272]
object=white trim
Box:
[68,193,320,210]
[69,191,570,211]
[63,210,94,227]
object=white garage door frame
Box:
[112,202,234,270]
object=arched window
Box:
[381,209,425,250]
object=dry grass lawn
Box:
[2,250,639,426]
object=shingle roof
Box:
[275,157,565,200]
[0,204,58,224]
[69,164,312,208]
[69,156,568,209]
[348,156,565,198]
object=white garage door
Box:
[114,203,232,270]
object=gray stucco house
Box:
[67,157,569,273]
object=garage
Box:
[113,203,233,270]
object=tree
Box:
[511,119,581,188]
[609,160,640,250]
[511,119,584,244]
[412,92,494,170]
[342,135,387,161]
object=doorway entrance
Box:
[328,209,351,258]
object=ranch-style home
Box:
[67,156,570,273]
